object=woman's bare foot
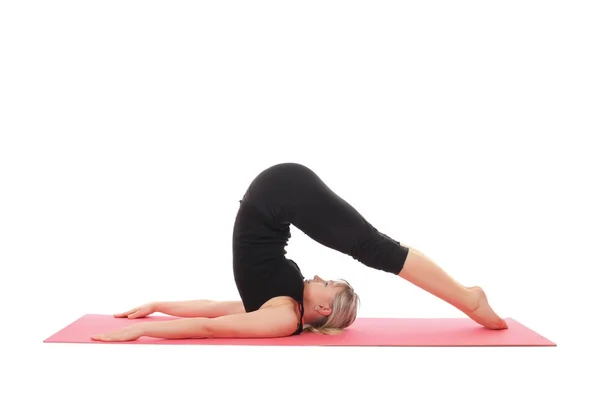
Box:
[396,248,509,329]
[463,286,508,329]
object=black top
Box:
[232,199,305,335]
[230,162,410,337]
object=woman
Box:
[92,163,507,342]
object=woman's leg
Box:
[240,163,409,274]
[399,247,508,329]
[250,163,507,329]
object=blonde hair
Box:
[303,279,360,335]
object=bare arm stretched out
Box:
[91,298,300,342]
[113,299,246,319]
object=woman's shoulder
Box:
[260,296,303,321]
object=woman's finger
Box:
[91,326,141,342]
[130,305,153,319]
[113,307,140,318]
[129,310,144,319]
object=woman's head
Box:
[302,275,360,335]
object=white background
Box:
[1,1,598,399]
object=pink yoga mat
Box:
[43,314,555,346]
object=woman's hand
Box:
[113,303,156,319]
[91,319,208,341]
[91,324,146,342]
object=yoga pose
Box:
[92,163,507,342]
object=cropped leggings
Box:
[241,163,410,275]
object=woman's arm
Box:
[154,300,246,318]
[114,300,246,319]
[92,305,300,341]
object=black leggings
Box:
[241,163,409,275]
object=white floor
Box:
[4,310,593,400]
[7,330,591,400]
